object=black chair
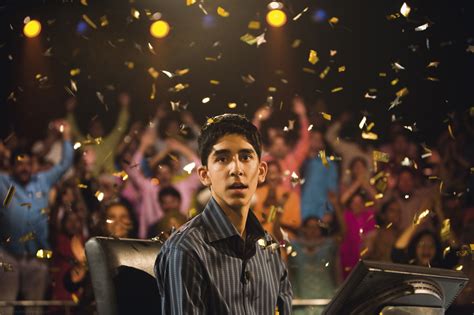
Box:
[85,237,162,315]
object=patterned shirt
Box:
[155,197,293,314]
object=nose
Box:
[229,156,243,177]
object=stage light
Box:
[267,1,283,10]
[150,20,170,38]
[23,20,41,38]
[266,9,286,27]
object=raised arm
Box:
[252,105,272,130]
[289,97,310,167]
[65,97,85,141]
[104,93,130,146]
[125,129,155,190]
[155,247,207,314]
[328,191,346,240]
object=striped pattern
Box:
[155,197,293,314]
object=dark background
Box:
[1,0,473,145]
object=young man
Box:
[155,114,293,314]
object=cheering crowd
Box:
[0,93,472,314]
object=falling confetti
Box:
[217,6,230,17]
[36,249,53,259]
[183,162,196,174]
[400,2,411,17]
[82,14,97,29]
[3,185,15,208]
[373,151,390,163]
[308,49,319,64]
[319,150,329,167]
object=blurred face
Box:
[64,213,82,236]
[397,171,415,194]
[384,202,401,227]
[62,187,75,204]
[198,134,267,212]
[266,163,282,187]
[351,159,367,179]
[393,134,409,154]
[106,205,132,238]
[309,131,325,154]
[89,120,104,138]
[416,234,436,266]
[157,165,173,186]
[269,136,288,159]
[13,155,32,185]
[303,218,322,240]
[165,121,180,137]
[349,194,365,214]
[160,195,181,213]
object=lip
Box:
[227,183,248,189]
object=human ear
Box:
[198,165,212,187]
[257,161,268,184]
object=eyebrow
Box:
[211,148,255,156]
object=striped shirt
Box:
[155,197,293,314]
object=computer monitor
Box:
[322,260,469,315]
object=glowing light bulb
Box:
[266,9,287,27]
[24,20,41,38]
[150,20,170,38]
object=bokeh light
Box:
[266,9,287,28]
[150,20,170,39]
[23,20,42,38]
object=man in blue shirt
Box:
[301,128,338,220]
[0,120,74,315]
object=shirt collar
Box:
[201,197,266,243]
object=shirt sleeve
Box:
[155,246,207,314]
[40,140,74,187]
[103,106,130,147]
[277,262,293,315]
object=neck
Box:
[212,194,249,237]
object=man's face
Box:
[198,134,267,212]
[89,120,104,138]
[266,163,282,187]
[157,165,172,187]
[13,155,33,185]
[397,171,415,194]
[309,131,325,153]
[160,195,181,213]
[269,136,288,159]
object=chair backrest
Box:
[85,237,162,315]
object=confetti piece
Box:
[240,33,257,45]
[268,86,277,92]
[112,170,129,181]
[161,70,173,78]
[228,102,237,109]
[100,15,109,27]
[186,0,196,6]
[319,66,330,79]
[183,162,196,174]
[175,68,190,76]
[82,14,97,29]
[359,116,367,129]
[148,42,156,55]
[36,249,53,259]
[308,49,319,64]
[396,87,409,97]
[455,265,463,271]
[267,206,277,223]
[440,219,451,242]
[150,83,156,100]
[447,124,455,139]
[169,83,189,92]
[291,39,302,48]
[331,87,343,93]
[328,17,339,26]
[365,201,375,207]
[131,8,140,19]
[338,66,346,72]
[415,23,429,31]
[202,97,210,103]
[217,6,230,17]
[414,209,430,225]
[320,112,332,121]
[3,185,15,207]
[19,232,35,243]
[373,150,390,163]
[364,92,377,99]
[293,7,308,21]
[0,261,13,272]
[427,61,440,68]
[248,21,260,30]
[400,2,411,17]
[379,72,387,77]
[80,0,87,5]
[303,67,316,74]
[330,50,338,56]
[95,191,104,202]
[360,247,368,257]
[362,131,378,140]
[210,80,220,85]
[319,150,328,167]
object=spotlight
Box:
[23,19,41,38]
[266,9,287,27]
[150,20,170,38]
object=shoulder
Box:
[161,214,207,255]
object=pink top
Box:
[124,151,201,238]
[339,208,376,279]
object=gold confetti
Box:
[328,17,339,25]
[113,171,129,181]
[210,80,220,85]
[302,67,316,74]
[391,78,399,86]
[183,162,196,174]
[330,50,338,56]
[123,61,134,69]
[308,50,319,64]
[77,184,88,189]
[131,8,140,19]
[426,77,439,82]
[373,150,390,163]
[379,72,387,77]
[400,2,411,17]
[240,33,257,45]
[386,222,393,229]
[365,201,375,207]
[186,0,196,6]
[3,185,15,208]
[175,68,190,76]
[291,39,302,48]
[217,6,230,17]
[95,191,104,202]
[169,83,189,93]
[81,137,103,146]
[319,150,328,167]
[440,219,451,242]
[267,206,277,223]
[80,0,87,5]
[71,293,79,303]
[228,102,237,109]
[455,265,463,271]
[331,87,343,93]
[320,112,332,121]
[338,66,346,72]
[362,131,378,140]
[319,66,330,79]
[148,43,156,55]
[396,87,409,97]
[99,15,109,27]
[82,14,97,29]
[248,21,260,30]
[447,124,455,140]
[36,249,53,259]
[375,193,384,200]
[360,247,368,257]
[150,83,156,100]
[414,209,430,225]
[293,7,309,21]
[415,23,429,31]
[19,232,35,243]
[150,178,160,186]
[70,68,81,76]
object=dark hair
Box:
[198,114,262,166]
[158,186,182,204]
[100,200,138,238]
[10,147,32,165]
[407,229,443,267]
